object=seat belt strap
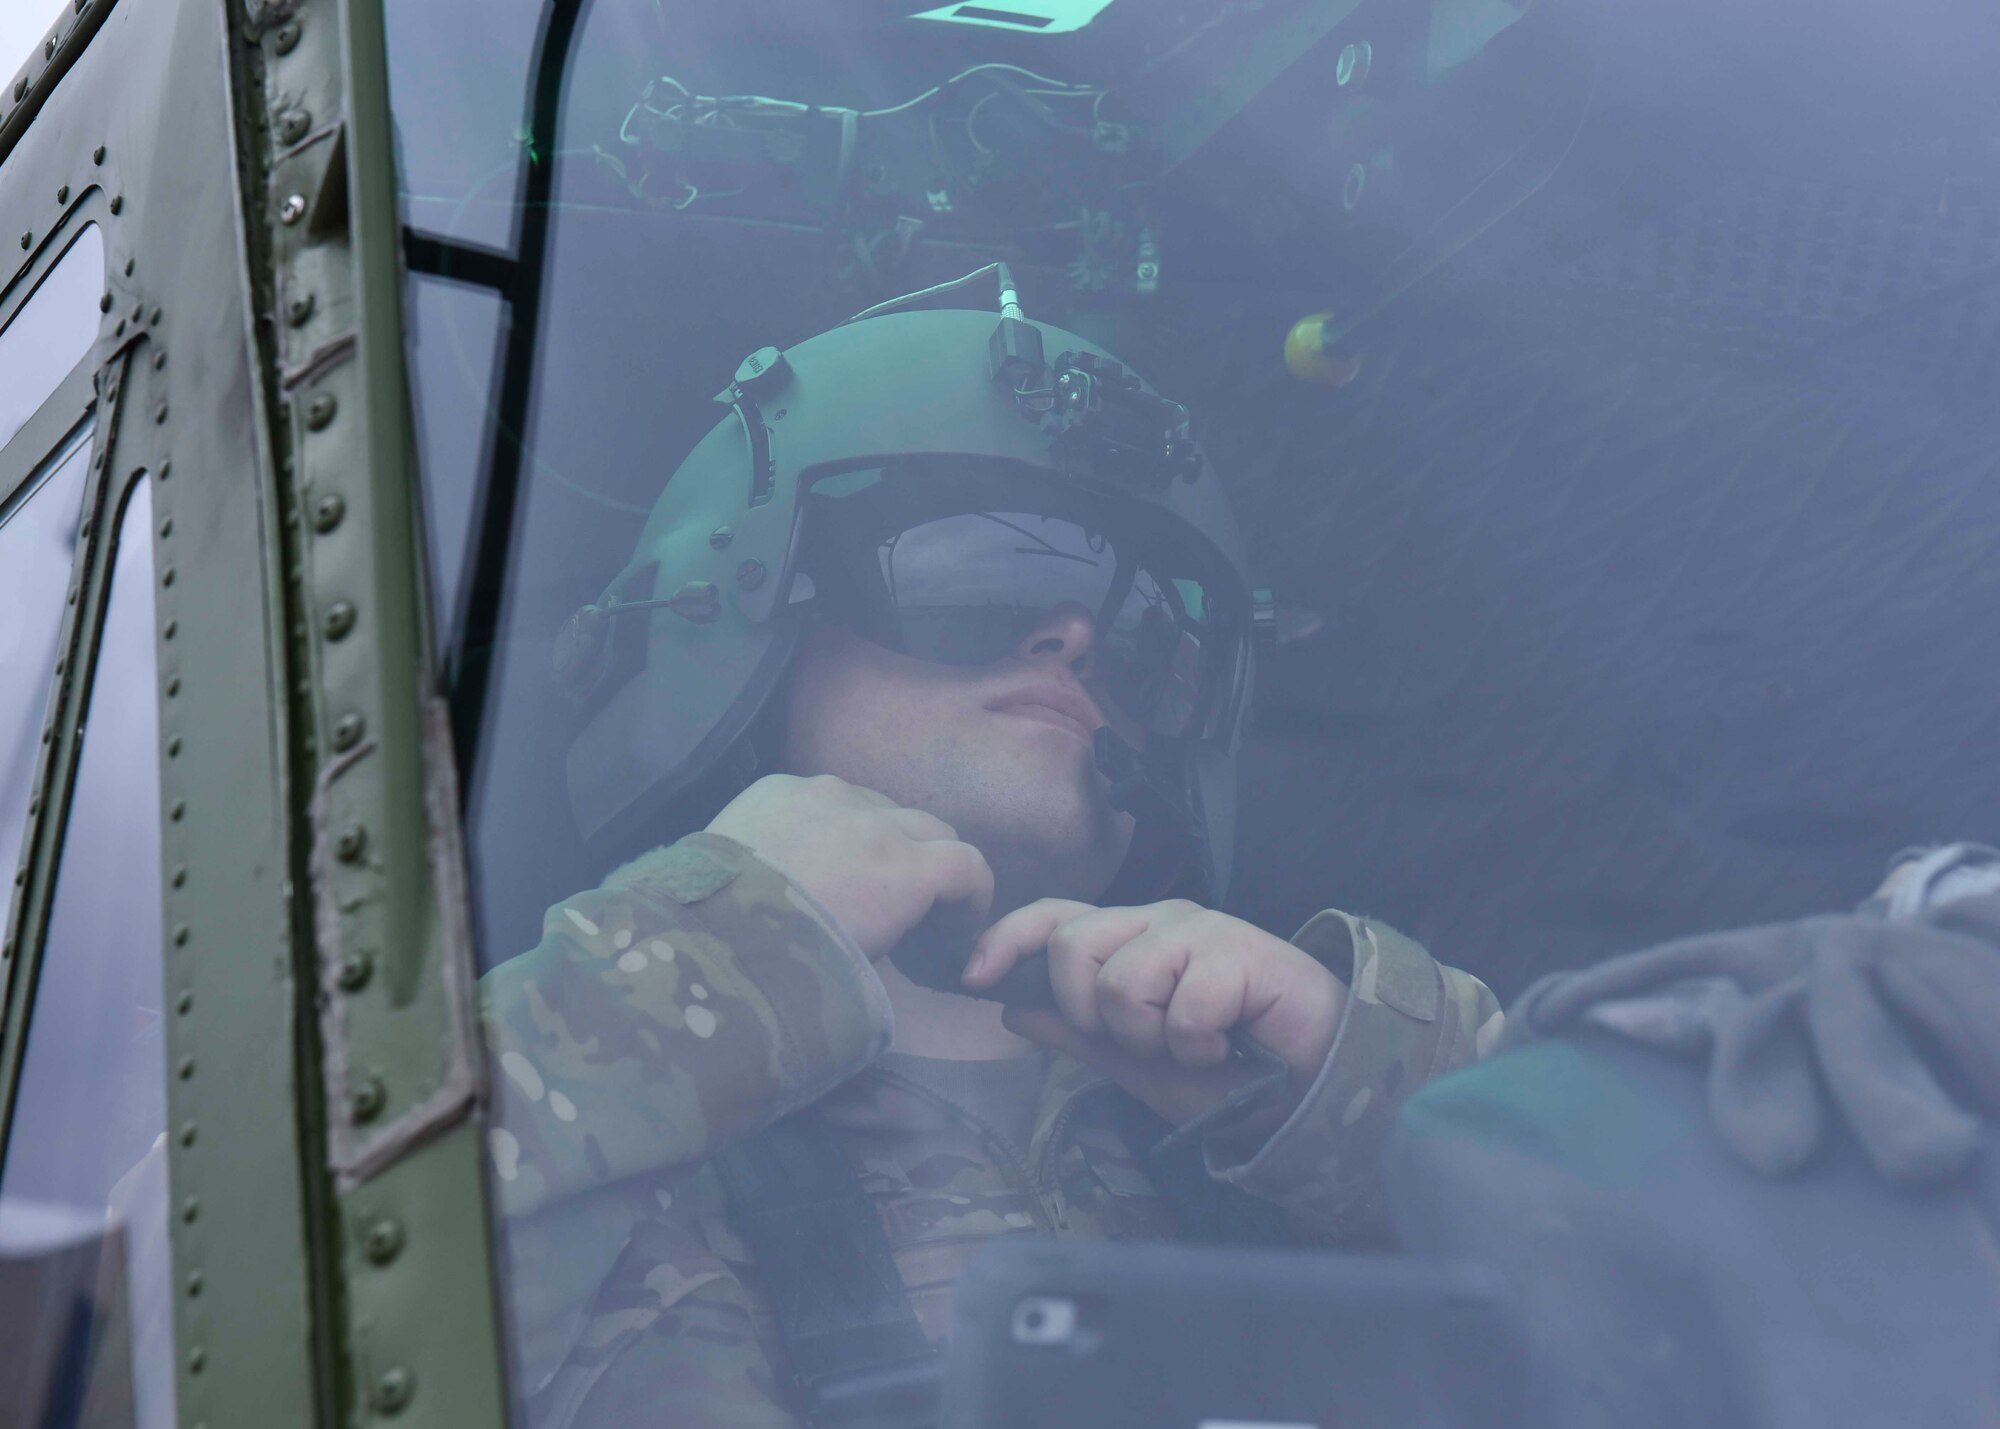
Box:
[715,1114,940,1428]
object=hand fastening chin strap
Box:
[717,727,1287,1425]
[725,728,1282,1425]
[887,724,1286,1154]
[886,726,1212,1004]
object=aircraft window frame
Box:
[0,419,94,933]
[0,4,74,82]
[0,220,104,482]
[0,214,106,962]
[0,215,114,1182]
[0,397,106,1117]
[0,465,176,1429]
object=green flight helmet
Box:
[555,266,1268,900]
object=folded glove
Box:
[1499,845,2000,1185]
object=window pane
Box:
[386,0,545,249]
[0,224,104,453]
[0,476,174,1429]
[387,2,2000,1422]
[406,272,504,646]
[0,430,91,935]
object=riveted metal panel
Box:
[234,0,510,1421]
[0,0,114,166]
[0,0,324,1425]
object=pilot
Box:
[478,268,1502,1428]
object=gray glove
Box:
[1499,845,2000,1185]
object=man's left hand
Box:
[962,899,1346,1129]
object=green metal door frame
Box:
[0,0,511,1424]
[0,0,331,1424]
[222,0,513,1422]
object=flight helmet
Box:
[555,266,1270,902]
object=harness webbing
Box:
[714,1114,941,1428]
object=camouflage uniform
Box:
[480,832,1502,1428]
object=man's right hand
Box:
[706,773,996,962]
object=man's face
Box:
[781,604,1139,910]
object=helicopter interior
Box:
[384,0,2000,995]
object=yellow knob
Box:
[1284,313,1364,387]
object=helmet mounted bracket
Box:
[983,267,1197,493]
[715,345,790,508]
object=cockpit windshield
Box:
[384,2,2000,1424]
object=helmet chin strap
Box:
[1094,727,1215,905]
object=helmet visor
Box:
[811,505,1238,738]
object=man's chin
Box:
[920,750,1132,901]
[977,813,1133,908]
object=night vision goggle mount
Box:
[990,308,1202,490]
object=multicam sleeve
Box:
[478,831,894,1221]
[1206,910,1503,1246]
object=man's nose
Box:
[1014,602,1098,675]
